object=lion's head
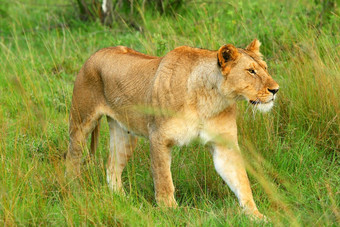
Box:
[217,39,279,112]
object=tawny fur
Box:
[66,39,279,220]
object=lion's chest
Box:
[174,123,201,146]
[164,112,204,146]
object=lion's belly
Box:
[102,105,150,136]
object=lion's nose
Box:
[268,88,279,95]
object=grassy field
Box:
[0,0,339,225]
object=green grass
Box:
[0,0,339,225]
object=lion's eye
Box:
[248,69,256,75]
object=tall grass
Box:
[0,0,339,225]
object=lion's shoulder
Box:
[169,46,215,56]
[94,46,159,60]
[161,46,216,66]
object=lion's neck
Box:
[187,60,234,118]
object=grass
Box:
[0,0,339,225]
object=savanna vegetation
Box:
[0,0,339,225]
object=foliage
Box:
[74,0,184,27]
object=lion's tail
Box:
[90,120,101,156]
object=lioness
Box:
[66,39,279,220]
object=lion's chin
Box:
[257,101,274,112]
[249,100,274,113]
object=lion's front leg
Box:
[212,144,265,220]
[149,134,177,208]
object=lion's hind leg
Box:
[66,77,104,179]
[106,117,138,193]
[66,106,102,178]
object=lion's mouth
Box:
[250,100,260,105]
[249,99,274,105]
[249,98,275,112]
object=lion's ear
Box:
[217,44,239,74]
[246,39,261,55]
